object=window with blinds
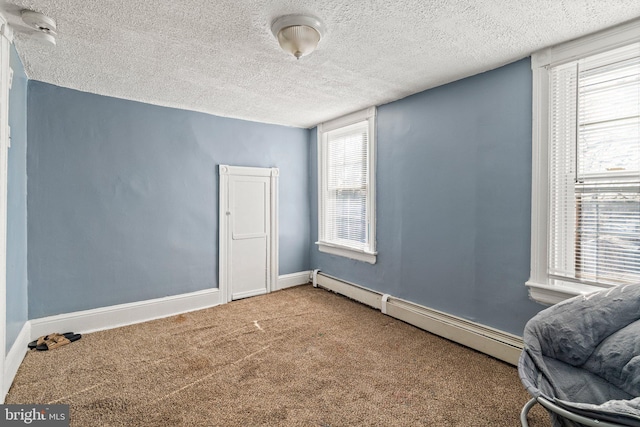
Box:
[324,121,369,248]
[317,108,376,263]
[548,42,640,288]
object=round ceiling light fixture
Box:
[271,15,325,59]
[21,10,57,46]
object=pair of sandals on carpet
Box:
[27,332,82,351]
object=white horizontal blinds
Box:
[549,42,640,286]
[324,121,369,250]
[578,43,640,177]
[575,43,640,285]
[548,63,578,281]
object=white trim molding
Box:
[0,12,12,404]
[0,14,13,43]
[525,281,601,306]
[531,19,640,69]
[276,271,311,290]
[29,288,221,340]
[218,165,279,303]
[270,168,279,295]
[318,107,377,133]
[3,321,29,402]
[315,272,523,366]
[527,18,640,305]
[0,288,221,401]
[316,241,376,264]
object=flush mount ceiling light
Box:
[21,10,57,46]
[271,15,325,59]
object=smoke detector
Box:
[21,10,57,45]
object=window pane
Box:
[323,120,369,251]
[578,118,640,176]
[576,184,640,285]
[549,43,640,287]
[331,189,367,244]
[575,45,640,285]
[578,54,640,176]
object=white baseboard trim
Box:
[276,271,311,290]
[315,272,524,366]
[3,321,30,402]
[314,273,382,309]
[30,288,221,340]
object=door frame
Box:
[218,165,279,304]
[0,15,13,401]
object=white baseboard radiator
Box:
[312,270,524,366]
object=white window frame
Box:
[317,107,377,264]
[527,19,640,305]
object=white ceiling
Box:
[2,1,640,128]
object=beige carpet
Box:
[7,285,549,426]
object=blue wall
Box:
[24,58,544,335]
[310,58,543,336]
[6,46,28,353]
[27,82,310,318]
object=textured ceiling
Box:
[2,1,640,128]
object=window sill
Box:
[525,280,604,305]
[316,242,377,264]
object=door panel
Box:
[232,180,267,238]
[230,237,268,299]
[228,176,270,300]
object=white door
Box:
[219,166,279,303]
[229,175,269,300]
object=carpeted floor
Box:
[7,285,549,426]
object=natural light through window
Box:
[326,122,368,248]
[549,43,640,288]
[528,24,640,304]
[317,107,376,264]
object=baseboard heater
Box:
[312,271,524,366]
